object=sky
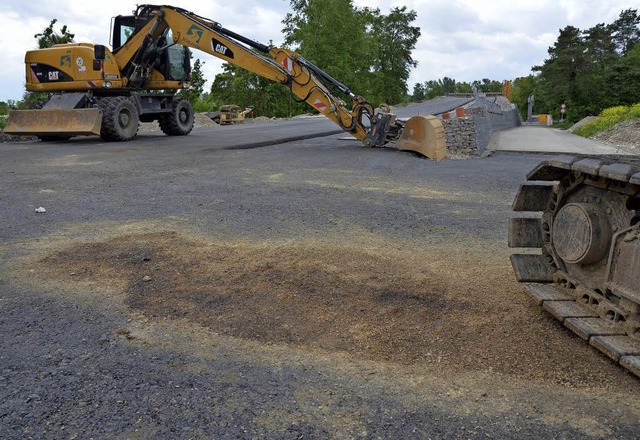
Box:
[0,0,637,102]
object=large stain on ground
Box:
[36,231,632,385]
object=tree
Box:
[584,23,616,67]
[532,25,589,120]
[607,43,640,105]
[472,78,503,93]
[34,19,75,49]
[412,83,426,101]
[21,19,76,109]
[511,75,540,119]
[610,9,640,55]
[178,59,206,104]
[363,6,421,104]
[209,60,306,118]
[424,79,444,99]
[283,1,421,106]
[283,0,372,100]
[527,9,640,122]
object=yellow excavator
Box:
[4,4,445,160]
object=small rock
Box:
[35,207,46,213]
[143,276,152,282]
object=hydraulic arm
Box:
[120,5,443,154]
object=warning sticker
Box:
[282,57,294,73]
[313,99,327,112]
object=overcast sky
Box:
[0,0,637,102]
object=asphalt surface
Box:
[393,97,474,118]
[1,119,640,439]
[495,125,632,155]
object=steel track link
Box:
[510,155,640,378]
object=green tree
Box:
[472,78,503,93]
[363,6,421,104]
[34,19,75,49]
[439,77,459,94]
[528,9,640,122]
[412,83,426,101]
[0,101,10,115]
[283,0,372,100]
[283,1,421,106]
[610,8,640,55]
[209,61,306,118]
[456,81,473,94]
[533,25,589,120]
[511,75,540,119]
[21,19,76,109]
[178,59,206,104]
[424,79,444,99]
[607,43,640,105]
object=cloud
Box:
[0,0,638,102]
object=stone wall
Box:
[441,116,477,154]
[440,100,521,155]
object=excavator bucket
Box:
[396,115,446,160]
[4,108,102,137]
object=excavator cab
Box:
[112,12,191,83]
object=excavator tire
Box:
[159,98,194,136]
[510,155,640,377]
[98,96,139,142]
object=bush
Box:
[574,103,640,138]
[600,106,629,125]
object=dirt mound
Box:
[29,230,632,387]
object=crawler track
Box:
[510,155,640,378]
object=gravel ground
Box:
[1,121,640,438]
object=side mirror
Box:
[93,45,106,71]
[94,45,106,60]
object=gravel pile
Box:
[593,119,640,153]
[567,116,600,133]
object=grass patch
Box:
[552,121,573,130]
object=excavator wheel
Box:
[396,115,446,160]
[509,156,640,377]
[159,98,194,136]
[98,96,139,142]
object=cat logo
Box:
[211,38,234,59]
[215,44,228,55]
[48,71,59,81]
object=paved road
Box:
[1,121,639,439]
[393,97,473,118]
[495,125,631,155]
